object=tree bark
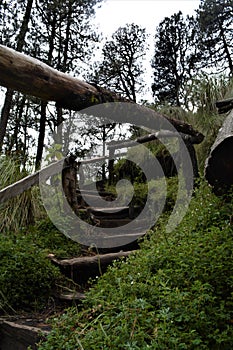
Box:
[107,130,203,150]
[216,98,233,114]
[205,109,233,194]
[0,89,14,152]
[0,45,128,111]
[0,320,49,350]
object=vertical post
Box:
[62,155,79,213]
[108,148,115,186]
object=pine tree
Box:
[31,0,102,169]
[197,0,233,76]
[151,12,201,107]
[0,0,34,152]
[89,23,147,102]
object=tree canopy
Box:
[88,23,148,102]
[151,11,201,107]
[197,0,233,75]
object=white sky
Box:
[93,0,201,101]
[94,0,200,38]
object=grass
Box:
[0,156,45,233]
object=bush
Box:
[38,182,233,349]
[26,218,82,259]
[0,234,61,312]
[0,217,82,312]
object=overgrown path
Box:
[0,185,146,350]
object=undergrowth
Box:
[38,181,233,349]
[0,218,82,313]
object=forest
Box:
[0,0,233,349]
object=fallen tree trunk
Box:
[107,131,203,149]
[0,45,204,140]
[0,45,128,110]
[205,109,233,194]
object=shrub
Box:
[0,217,82,313]
[0,234,61,311]
[26,218,82,259]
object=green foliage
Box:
[197,0,233,75]
[191,75,233,171]
[152,12,200,107]
[38,181,233,349]
[151,76,233,173]
[0,234,61,312]
[106,174,178,212]
[0,217,82,312]
[26,218,82,259]
[88,23,148,102]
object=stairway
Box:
[76,183,148,252]
[0,184,147,350]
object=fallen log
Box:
[205,109,233,194]
[216,98,233,114]
[0,45,204,140]
[0,45,128,110]
[107,131,203,149]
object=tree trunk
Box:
[35,101,47,170]
[219,22,233,76]
[0,45,128,111]
[7,94,26,154]
[0,0,34,152]
[205,108,233,194]
[0,89,14,152]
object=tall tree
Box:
[197,0,233,76]
[151,12,201,107]
[32,0,102,169]
[89,23,147,102]
[0,0,102,166]
[0,0,34,152]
